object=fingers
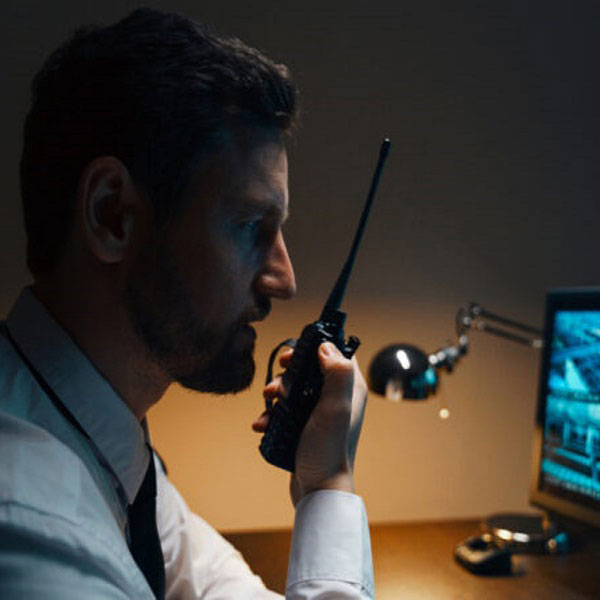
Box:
[262,350,292,408]
[253,373,286,433]
[256,340,367,505]
[254,347,292,434]
[252,410,269,433]
[263,376,285,405]
[290,343,356,502]
[278,348,293,369]
[318,342,354,375]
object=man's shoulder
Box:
[0,411,151,596]
[0,329,101,520]
[0,317,127,545]
[0,410,123,545]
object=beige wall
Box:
[2,1,599,532]
[148,296,541,532]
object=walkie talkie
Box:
[259,138,391,472]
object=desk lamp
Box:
[368,303,576,564]
[367,301,543,407]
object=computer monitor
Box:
[530,288,600,528]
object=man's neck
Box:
[31,280,170,421]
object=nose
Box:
[255,229,296,300]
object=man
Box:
[0,8,373,598]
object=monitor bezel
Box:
[529,287,600,528]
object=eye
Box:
[234,216,278,250]
[240,220,261,234]
[235,219,266,245]
[237,219,263,242]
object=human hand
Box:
[253,343,368,506]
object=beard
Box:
[124,241,260,394]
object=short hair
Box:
[20,7,298,276]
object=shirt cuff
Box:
[287,490,374,597]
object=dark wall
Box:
[2,1,599,321]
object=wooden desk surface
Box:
[225,519,600,599]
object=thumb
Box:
[317,342,354,409]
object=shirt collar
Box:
[6,288,149,505]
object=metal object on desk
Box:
[451,505,582,577]
[481,512,569,555]
[454,532,513,575]
[454,512,569,577]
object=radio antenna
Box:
[321,138,391,319]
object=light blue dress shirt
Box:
[0,289,374,598]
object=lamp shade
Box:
[368,343,438,400]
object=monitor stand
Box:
[481,512,569,554]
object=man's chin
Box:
[176,354,256,394]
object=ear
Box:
[77,157,146,264]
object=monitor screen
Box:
[530,289,600,527]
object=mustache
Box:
[242,296,271,325]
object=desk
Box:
[224,519,600,599]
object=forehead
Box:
[182,131,289,222]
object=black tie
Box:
[128,449,166,599]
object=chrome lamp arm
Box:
[368,302,543,401]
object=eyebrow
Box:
[234,192,289,223]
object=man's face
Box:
[125,131,296,393]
